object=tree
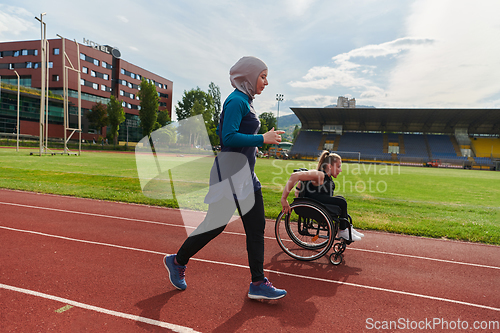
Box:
[157,109,171,127]
[259,112,277,131]
[86,102,108,134]
[107,95,125,145]
[176,86,221,146]
[258,112,278,151]
[177,100,206,147]
[292,124,301,143]
[138,78,159,137]
[208,82,221,127]
[175,87,213,122]
[258,116,271,151]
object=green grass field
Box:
[1,147,499,245]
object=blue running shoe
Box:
[248,278,287,300]
[164,255,187,290]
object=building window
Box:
[80,53,85,60]
[81,79,85,85]
[120,90,124,96]
[102,61,107,68]
[22,49,28,56]
[53,48,60,55]
[127,103,132,109]
[92,83,98,90]
[9,63,14,70]
[120,68,125,74]
[103,73,109,80]
[101,84,106,91]
[14,51,19,57]
[136,74,141,80]
[48,62,53,68]
[93,59,99,66]
[52,75,60,82]
[128,82,132,89]
[82,67,88,74]
[131,73,135,79]
[26,62,32,68]
[91,70,96,77]
[122,101,126,107]
[34,49,38,56]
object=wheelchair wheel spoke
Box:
[275,202,335,261]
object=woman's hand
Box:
[263,127,285,145]
[281,197,291,214]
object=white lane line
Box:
[0,225,165,256]
[0,283,200,333]
[1,201,499,271]
[0,201,181,228]
[1,225,499,313]
[349,247,500,270]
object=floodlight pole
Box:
[58,34,67,154]
[14,70,20,152]
[276,93,284,130]
[35,13,46,156]
[45,39,50,152]
[57,34,82,156]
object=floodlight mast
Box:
[57,34,82,155]
[276,94,284,130]
[35,13,46,156]
[14,70,20,152]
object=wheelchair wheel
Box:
[275,201,336,261]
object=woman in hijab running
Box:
[164,56,287,300]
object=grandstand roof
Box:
[290,107,500,135]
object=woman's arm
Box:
[221,100,263,147]
[281,170,324,213]
[221,99,284,147]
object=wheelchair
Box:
[275,169,355,265]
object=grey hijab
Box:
[229,56,268,99]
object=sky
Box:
[1,0,500,121]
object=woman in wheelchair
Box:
[280,150,364,241]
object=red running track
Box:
[0,189,499,332]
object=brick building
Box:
[0,38,173,143]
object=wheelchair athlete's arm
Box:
[281,170,325,214]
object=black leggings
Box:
[176,188,266,282]
[309,195,349,230]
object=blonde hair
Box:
[317,150,341,171]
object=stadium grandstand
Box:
[289,107,500,170]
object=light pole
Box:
[35,13,46,156]
[14,70,20,152]
[276,93,284,130]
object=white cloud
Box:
[284,0,316,18]
[289,37,434,92]
[289,0,500,109]
[385,0,500,107]
[116,15,129,23]
[0,5,36,39]
[291,94,337,107]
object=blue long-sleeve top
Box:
[215,89,263,191]
[217,89,264,147]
